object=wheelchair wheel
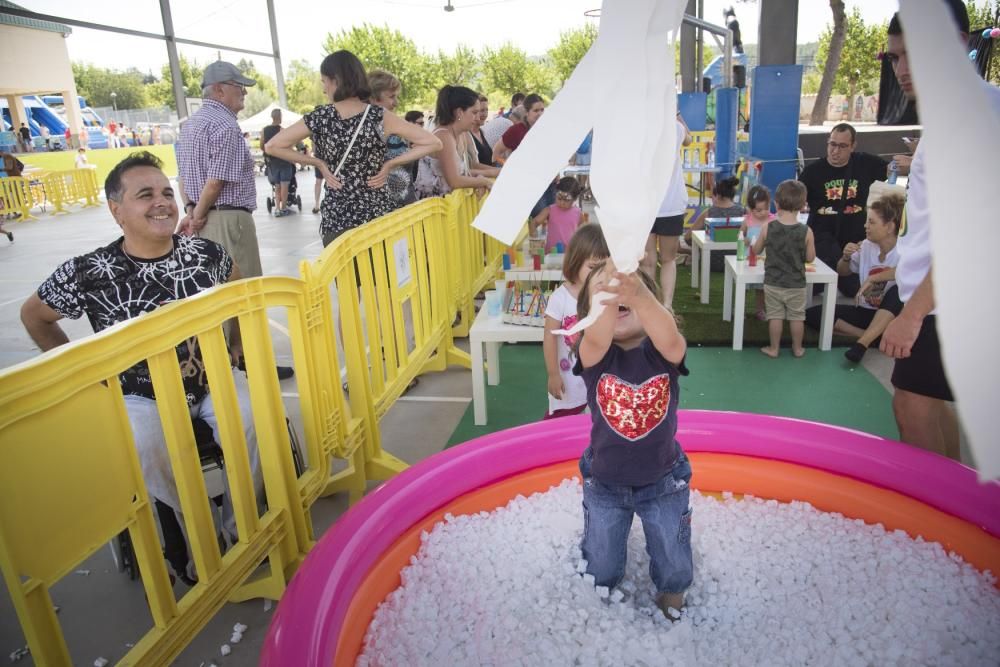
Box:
[266,196,274,214]
[295,195,302,212]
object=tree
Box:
[480,44,555,99]
[433,44,480,90]
[323,24,432,107]
[146,55,204,111]
[285,59,326,114]
[71,63,148,109]
[809,0,847,126]
[548,24,598,85]
[813,8,885,120]
[967,0,1000,84]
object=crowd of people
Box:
[12,1,985,606]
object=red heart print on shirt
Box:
[596,373,670,441]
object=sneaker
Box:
[655,592,685,621]
[844,342,867,364]
[274,208,289,217]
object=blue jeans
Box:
[579,447,693,595]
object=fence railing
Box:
[0,168,102,221]
[0,188,500,665]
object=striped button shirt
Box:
[177,99,256,210]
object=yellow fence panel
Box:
[0,183,503,662]
[0,176,37,222]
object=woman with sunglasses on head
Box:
[264,50,441,246]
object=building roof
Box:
[0,1,72,36]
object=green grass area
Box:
[447,343,897,447]
[20,144,178,186]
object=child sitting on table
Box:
[543,224,609,420]
[753,180,816,359]
[572,260,692,620]
[741,184,776,320]
[530,176,583,253]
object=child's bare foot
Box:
[656,592,685,621]
[760,346,779,358]
[792,347,805,358]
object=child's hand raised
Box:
[600,271,654,310]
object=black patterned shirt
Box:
[37,235,233,405]
[304,103,395,236]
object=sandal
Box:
[311,207,319,214]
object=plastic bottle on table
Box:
[748,242,757,266]
[887,159,898,185]
[736,230,746,261]
[707,148,715,167]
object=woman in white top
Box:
[640,113,693,308]
[415,85,494,198]
[805,193,906,363]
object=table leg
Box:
[691,242,700,289]
[471,334,487,425]
[700,246,711,304]
[486,342,501,385]
[732,278,746,351]
[723,262,733,322]
[819,282,836,351]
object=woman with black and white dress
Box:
[265,50,440,246]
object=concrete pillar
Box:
[757,0,799,67]
[680,0,697,93]
[64,87,84,149]
[7,95,29,149]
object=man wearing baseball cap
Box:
[178,61,293,379]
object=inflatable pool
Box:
[261,411,1000,666]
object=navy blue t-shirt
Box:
[574,338,688,486]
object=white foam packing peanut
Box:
[359,479,1000,666]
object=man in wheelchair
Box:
[20,152,264,581]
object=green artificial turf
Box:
[20,144,178,185]
[447,343,897,447]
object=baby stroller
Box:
[265,163,303,214]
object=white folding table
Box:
[689,230,736,305]
[469,303,545,426]
[722,255,838,351]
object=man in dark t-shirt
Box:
[261,108,295,217]
[20,151,262,542]
[18,123,32,153]
[799,123,888,294]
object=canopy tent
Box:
[238,103,302,133]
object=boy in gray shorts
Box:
[753,180,816,358]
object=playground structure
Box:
[0,95,108,152]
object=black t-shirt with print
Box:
[37,235,233,405]
[799,151,888,267]
[573,338,689,487]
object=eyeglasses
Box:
[827,141,851,150]
[221,81,247,93]
[556,193,575,201]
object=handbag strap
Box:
[333,104,371,178]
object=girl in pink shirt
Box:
[531,177,583,253]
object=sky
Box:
[23,0,899,82]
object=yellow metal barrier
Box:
[0,186,500,663]
[42,168,101,214]
[0,176,37,221]
[0,279,323,665]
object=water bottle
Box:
[887,160,898,185]
[707,149,715,168]
[736,230,746,261]
[683,149,691,168]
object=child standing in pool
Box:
[572,261,692,619]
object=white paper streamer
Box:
[899,0,1000,478]
[472,0,687,336]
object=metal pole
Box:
[682,15,734,88]
[696,0,704,88]
[158,0,188,120]
[266,0,288,108]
